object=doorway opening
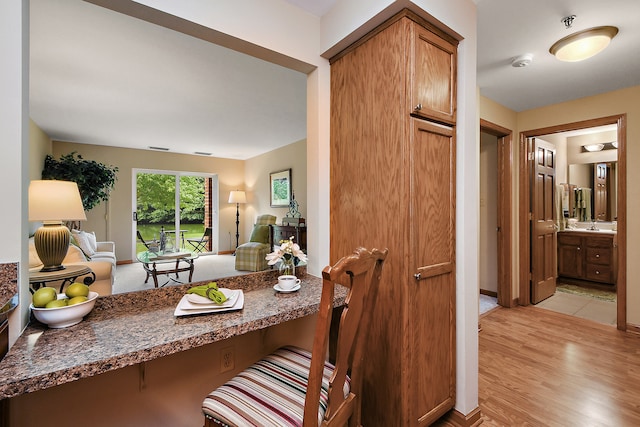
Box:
[133,169,219,257]
[518,115,627,330]
[480,120,513,309]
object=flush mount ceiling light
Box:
[550,15,618,62]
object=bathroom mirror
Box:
[567,161,617,221]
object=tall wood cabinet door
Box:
[411,23,457,125]
[410,118,456,425]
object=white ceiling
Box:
[29,0,640,159]
[29,0,307,160]
[477,0,640,112]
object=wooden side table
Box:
[270,225,307,252]
[29,265,95,294]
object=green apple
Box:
[45,298,68,309]
[65,282,90,298]
[32,287,57,308]
[68,296,88,305]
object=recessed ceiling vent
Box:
[148,146,169,151]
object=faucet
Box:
[587,221,598,231]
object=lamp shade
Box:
[29,180,87,222]
[228,190,247,204]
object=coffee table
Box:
[136,250,199,288]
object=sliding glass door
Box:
[133,170,218,256]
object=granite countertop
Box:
[0,269,346,400]
[0,262,18,310]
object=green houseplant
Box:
[42,152,119,211]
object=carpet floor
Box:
[113,254,252,294]
[480,294,499,315]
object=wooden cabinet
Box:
[330,10,457,426]
[557,232,615,285]
[269,225,306,252]
[557,233,583,278]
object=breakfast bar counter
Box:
[0,269,345,400]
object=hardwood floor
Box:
[479,306,640,426]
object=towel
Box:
[187,282,227,304]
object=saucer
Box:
[274,283,301,293]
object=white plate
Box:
[274,283,301,293]
[185,288,239,308]
[174,290,244,316]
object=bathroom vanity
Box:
[557,229,617,287]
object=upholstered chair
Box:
[234,214,277,271]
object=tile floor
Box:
[535,291,617,326]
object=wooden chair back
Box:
[303,247,388,426]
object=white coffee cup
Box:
[278,275,301,290]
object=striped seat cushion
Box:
[202,346,350,427]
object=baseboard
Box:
[479,289,497,298]
[117,260,133,265]
[626,323,640,335]
[218,250,234,255]
[438,407,483,427]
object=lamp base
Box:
[34,223,70,272]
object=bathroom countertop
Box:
[559,229,617,235]
[0,269,345,400]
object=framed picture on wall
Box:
[270,168,292,207]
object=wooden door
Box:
[531,138,557,304]
[411,118,455,425]
[594,163,607,221]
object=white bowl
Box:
[31,291,99,328]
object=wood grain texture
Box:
[331,17,409,425]
[330,12,457,427]
[411,23,457,125]
[477,306,640,426]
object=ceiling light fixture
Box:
[583,143,604,152]
[550,16,618,62]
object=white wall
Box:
[1,0,29,345]
[244,139,307,237]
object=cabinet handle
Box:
[414,273,421,280]
[577,247,581,251]
[596,254,600,258]
[414,103,422,111]
[596,270,600,275]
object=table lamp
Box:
[29,180,87,272]
[228,190,246,251]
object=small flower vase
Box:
[279,256,295,276]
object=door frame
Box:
[518,114,627,330]
[480,119,514,307]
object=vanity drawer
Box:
[586,247,611,265]
[585,263,612,283]
[558,233,582,246]
[585,236,613,248]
